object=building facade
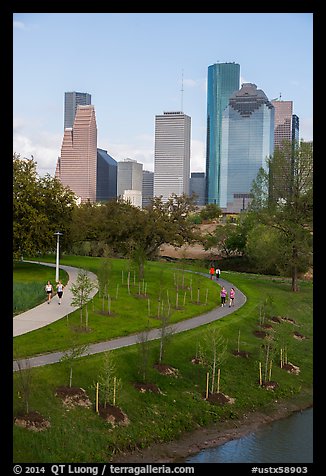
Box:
[142,170,154,208]
[189,172,205,206]
[64,91,91,129]
[117,158,143,202]
[220,83,274,213]
[56,105,97,203]
[205,62,240,205]
[154,111,191,202]
[96,148,117,202]
[271,99,299,151]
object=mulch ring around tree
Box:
[293,331,306,340]
[133,382,162,394]
[204,392,235,405]
[232,350,250,358]
[191,357,203,365]
[98,403,130,427]
[260,380,279,390]
[280,362,300,374]
[14,410,51,431]
[55,386,92,409]
[253,330,269,338]
[153,363,179,377]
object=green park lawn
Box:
[13,261,69,315]
[13,256,313,463]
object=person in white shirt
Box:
[45,281,53,303]
[56,280,64,305]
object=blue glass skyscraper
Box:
[220,83,274,213]
[205,62,240,204]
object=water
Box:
[185,407,313,463]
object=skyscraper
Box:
[56,105,97,203]
[142,170,154,208]
[271,99,299,150]
[205,62,240,205]
[190,172,205,206]
[154,111,191,203]
[64,91,91,129]
[220,83,274,213]
[96,148,117,202]
[117,158,143,200]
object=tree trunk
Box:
[291,245,299,292]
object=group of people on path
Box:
[209,264,235,308]
[220,286,235,307]
[209,264,221,280]
[45,280,64,305]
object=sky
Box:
[13,12,313,177]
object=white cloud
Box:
[299,117,313,142]
[13,21,26,30]
[190,139,206,172]
[183,78,197,88]
[104,142,155,172]
[13,126,62,177]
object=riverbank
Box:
[111,395,313,463]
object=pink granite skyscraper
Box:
[56,105,97,203]
[271,100,293,151]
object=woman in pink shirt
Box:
[220,286,227,307]
[229,287,235,307]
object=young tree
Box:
[137,328,152,382]
[249,141,313,291]
[199,327,228,394]
[14,357,33,414]
[96,351,121,408]
[70,269,96,328]
[97,258,112,298]
[158,310,174,365]
[60,337,89,388]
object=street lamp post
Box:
[54,232,63,282]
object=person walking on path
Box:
[209,265,215,280]
[56,280,64,305]
[229,287,235,307]
[45,281,53,304]
[220,286,227,307]
[215,267,221,280]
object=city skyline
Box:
[13,13,313,177]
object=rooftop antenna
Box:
[180,69,184,112]
[279,92,282,100]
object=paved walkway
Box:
[13,261,98,337]
[13,266,246,371]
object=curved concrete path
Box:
[13,267,246,371]
[13,261,98,337]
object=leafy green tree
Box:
[248,141,313,291]
[13,153,76,258]
[199,203,222,222]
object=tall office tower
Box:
[64,91,92,129]
[56,105,97,203]
[205,62,240,205]
[117,158,143,201]
[154,111,191,202]
[190,172,205,206]
[271,99,299,150]
[220,83,274,213]
[96,148,117,202]
[142,170,154,208]
[292,114,300,144]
